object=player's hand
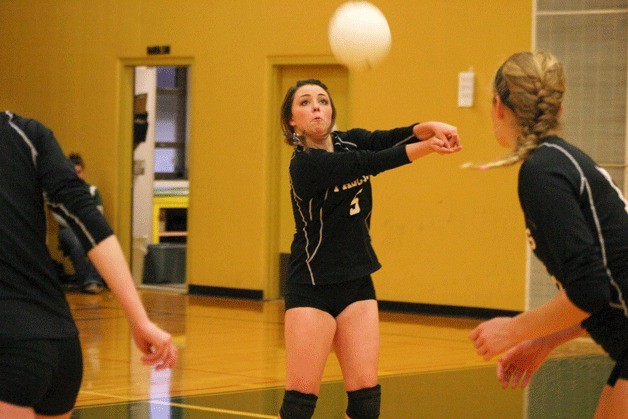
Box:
[131,321,178,370]
[424,137,458,155]
[496,338,552,389]
[413,121,463,153]
[469,316,518,361]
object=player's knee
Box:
[346,384,381,419]
[279,390,318,419]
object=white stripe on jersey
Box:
[540,143,627,316]
[335,137,357,149]
[289,160,314,284]
[6,111,38,167]
[46,198,98,248]
[596,166,628,214]
[290,153,330,285]
[306,189,328,266]
[334,133,415,149]
[7,111,98,248]
[394,134,416,147]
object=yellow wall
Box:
[0,1,531,311]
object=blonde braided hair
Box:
[464,51,565,170]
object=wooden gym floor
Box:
[67,290,611,418]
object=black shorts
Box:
[285,276,376,318]
[0,336,83,415]
[607,359,628,386]
[581,308,628,387]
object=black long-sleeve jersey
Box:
[287,125,418,285]
[0,111,113,339]
[518,136,628,321]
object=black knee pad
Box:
[346,384,381,419]
[279,390,318,419]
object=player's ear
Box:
[494,95,507,119]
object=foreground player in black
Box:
[278,79,462,418]
[0,111,178,418]
[469,52,627,418]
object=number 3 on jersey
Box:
[350,188,363,216]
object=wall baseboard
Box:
[186,287,521,319]
[378,300,521,319]
[188,285,263,300]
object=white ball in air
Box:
[328,2,392,71]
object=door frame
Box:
[117,57,194,285]
[264,56,348,299]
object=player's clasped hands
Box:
[413,121,463,154]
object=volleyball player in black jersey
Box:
[0,111,177,418]
[469,52,627,418]
[277,79,462,419]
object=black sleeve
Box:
[519,164,610,314]
[341,125,419,151]
[290,146,411,198]
[27,119,113,251]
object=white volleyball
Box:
[328,2,392,71]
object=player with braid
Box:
[469,51,627,418]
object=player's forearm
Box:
[535,323,586,349]
[510,290,589,343]
[405,141,432,161]
[87,235,150,326]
